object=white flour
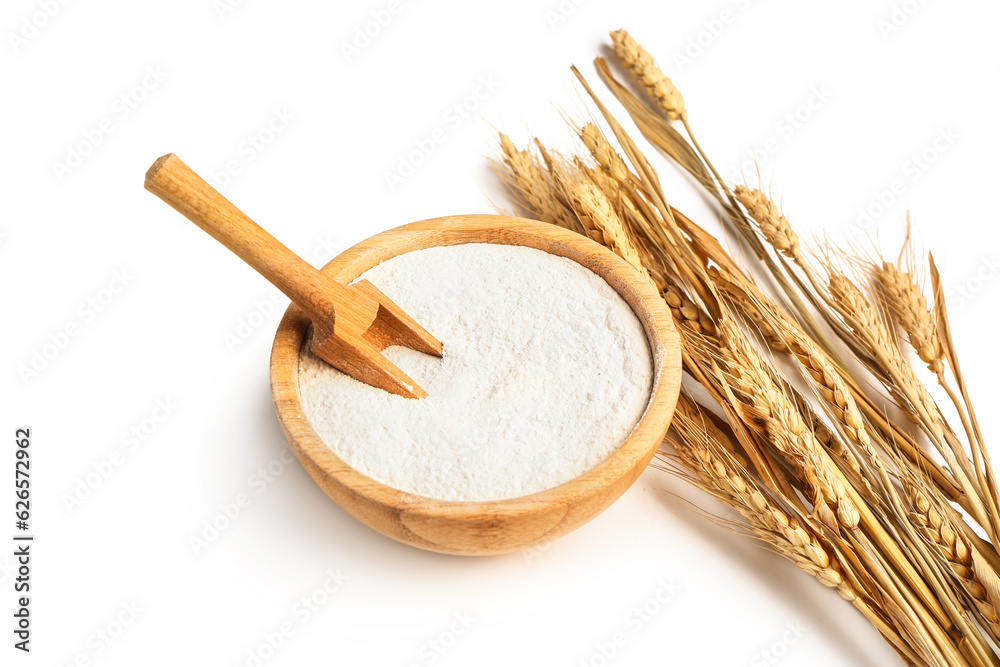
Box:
[298,243,653,501]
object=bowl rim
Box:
[270,214,681,521]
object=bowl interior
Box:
[270,214,681,554]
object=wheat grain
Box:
[661,281,716,337]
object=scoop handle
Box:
[144,153,366,331]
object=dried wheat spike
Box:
[497,133,577,231]
[672,396,857,601]
[609,29,686,120]
[734,186,801,262]
[709,267,788,352]
[579,161,641,226]
[787,329,886,488]
[906,483,1000,634]
[874,261,945,375]
[828,273,944,442]
[579,123,631,183]
[716,319,860,532]
[788,329,875,459]
[566,177,647,276]
[707,267,878,485]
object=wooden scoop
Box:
[144,153,442,398]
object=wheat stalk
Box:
[671,396,856,595]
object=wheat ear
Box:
[609,29,685,120]
[564,175,647,278]
[496,133,579,232]
[874,260,945,375]
[710,317,861,532]
[579,123,632,183]
[671,396,857,597]
[668,397,931,664]
[709,267,788,352]
[906,483,1000,640]
[828,273,944,440]
[734,186,802,263]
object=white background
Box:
[4,0,999,665]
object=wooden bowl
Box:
[270,215,682,555]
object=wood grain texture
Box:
[145,153,442,398]
[270,215,682,556]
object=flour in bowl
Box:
[297,243,653,502]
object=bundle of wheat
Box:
[494,29,999,666]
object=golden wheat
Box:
[734,186,802,262]
[671,396,858,599]
[874,261,945,375]
[609,29,686,120]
